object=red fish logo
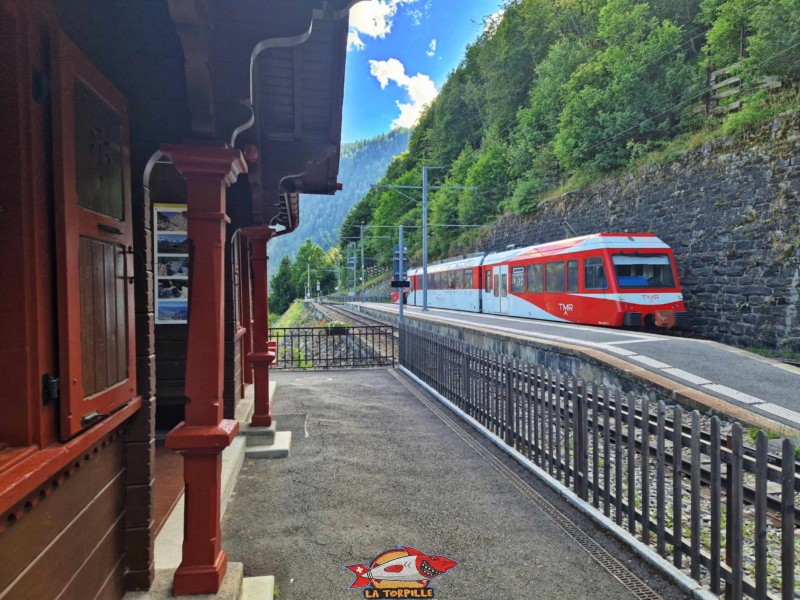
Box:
[344,546,458,597]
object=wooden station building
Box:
[0,0,359,597]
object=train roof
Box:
[406,233,671,274]
[482,233,670,266]
[407,253,485,276]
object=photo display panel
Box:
[154,204,189,324]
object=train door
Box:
[493,265,509,314]
[500,265,509,313]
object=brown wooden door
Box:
[51,31,136,439]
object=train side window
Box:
[465,269,473,289]
[448,271,455,289]
[493,274,499,297]
[545,262,565,292]
[455,270,463,289]
[485,271,492,293]
[511,266,525,292]
[501,274,508,297]
[584,257,608,290]
[567,260,578,292]
[527,264,543,292]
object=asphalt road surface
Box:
[223,370,692,600]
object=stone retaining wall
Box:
[470,114,800,352]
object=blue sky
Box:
[341,0,505,143]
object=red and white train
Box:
[404,233,687,328]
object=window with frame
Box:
[546,262,565,293]
[612,254,676,288]
[493,274,499,297]
[527,264,543,292]
[567,260,578,293]
[455,270,463,289]
[485,271,492,292]
[511,266,526,293]
[464,269,473,289]
[584,257,608,290]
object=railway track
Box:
[314,300,397,333]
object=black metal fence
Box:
[400,323,798,600]
[271,326,396,369]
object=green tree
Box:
[554,0,699,171]
[701,0,755,67]
[747,0,800,81]
[269,256,297,315]
[429,144,478,255]
[293,238,328,298]
[458,145,509,225]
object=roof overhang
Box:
[168,0,362,230]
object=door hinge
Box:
[42,374,60,405]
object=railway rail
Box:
[267,301,397,369]
[314,300,397,332]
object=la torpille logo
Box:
[344,546,459,598]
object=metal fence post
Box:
[575,380,588,501]
[505,356,513,445]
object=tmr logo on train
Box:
[559,303,574,316]
[344,546,459,598]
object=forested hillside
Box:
[341,0,800,266]
[267,129,410,271]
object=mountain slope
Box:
[267,129,410,270]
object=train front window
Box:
[612,255,675,288]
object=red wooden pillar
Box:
[239,234,254,387]
[161,143,246,596]
[241,227,276,427]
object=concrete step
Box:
[242,422,277,446]
[242,576,274,600]
[244,431,291,459]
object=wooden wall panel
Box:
[58,515,125,600]
[0,436,125,598]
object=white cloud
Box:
[369,58,439,129]
[426,38,437,57]
[407,0,432,26]
[347,0,420,50]
[347,31,365,51]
